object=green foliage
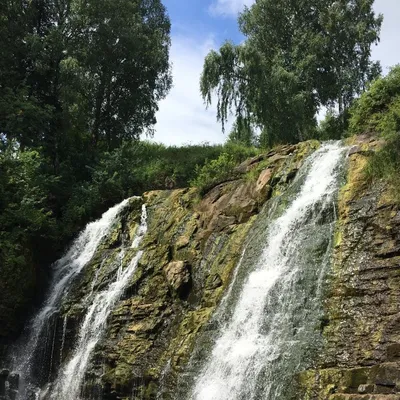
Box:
[365,136,400,202]
[228,116,256,146]
[316,110,349,141]
[59,141,225,236]
[201,0,382,145]
[0,145,59,337]
[349,66,400,203]
[0,0,172,159]
[349,65,400,136]
[191,153,236,195]
[190,143,260,194]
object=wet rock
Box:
[207,274,223,290]
[285,168,298,183]
[50,141,319,399]
[164,261,191,297]
[175,235,190,250]
[7,389,17,400]
[358,384,375,394]
[270,175,281,186]
[387,344,400,361]
[0,370,7,396]
[298,141,400,399]
[8,373,19,391]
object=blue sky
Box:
[152,0,400,146]
[163,0,244,45]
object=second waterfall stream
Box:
[186,142,347,400]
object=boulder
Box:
[164,261,191,298]
[256,168,273,196]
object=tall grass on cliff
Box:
[364,137,400,201]
[349,65,400,201]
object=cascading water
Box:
[11,199,130,399]
[7,199,147,400]
[187,142,347,400]
[49,205,147,400]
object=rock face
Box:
[164,261,191,297]
[298,136,400,399]
[0,370,19,400]
[81,141,318,399]
[9,136,400,400]
[1,141,317,400]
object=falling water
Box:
[188,142,347,400]
[10,199,131,399]
[50,205,148,400]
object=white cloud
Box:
[209,0,255,18]
[151,35,231,146]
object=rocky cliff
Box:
[0,140,318,400]
[3,137,400,400]
[75,140,319,399]
[299,136,400,399]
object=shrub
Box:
[190,143,260,194]
[190,153,237,195]
[349,65,400,136]
[349,65,400,203]
[365,136,400,202]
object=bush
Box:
[59,141,227,236]
[0,145,59,337]
[316,110,349,140]
[364,136,400,202]
[349,65,400,136]
[190,143,260,194]
[190,153,237,195]
[348,65,400,203]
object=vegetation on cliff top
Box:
[349,65,400,201]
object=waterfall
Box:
[8,198,141,399]
[49,205,147,400]
[188,142,347,400]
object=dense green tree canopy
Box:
[0,0,172,157]
[201,0,382,145]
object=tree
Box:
[0,0,172,161]
[201,0,382,145]
[228,116,256,146]
[70,0,172,149]
[0,0,172,339]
